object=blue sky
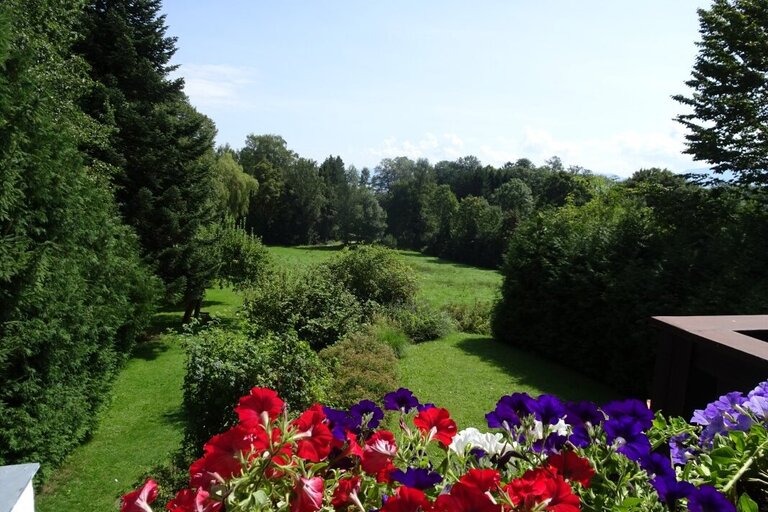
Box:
[161,1,711,177]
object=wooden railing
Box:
[651,315,768,418]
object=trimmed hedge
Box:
[492,183,768,396]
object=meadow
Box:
[37,246,614,511]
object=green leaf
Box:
[737,492,758,512]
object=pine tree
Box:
[674,0,768,185]
[76,0,219,312]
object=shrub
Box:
[243,268,362,350]
[322,245,418,307]
[442,301,492,334]
[319,329,398,408]
[390,302,453,343]
[493,184,768,396]
[183,326,327,449]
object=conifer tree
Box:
[76,0,219,311]
[674,0,768,185]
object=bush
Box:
[492,183,768,396]
[442,301,492,334]
[322,245,418,307]
[183,326,327,449]
[319,329,399,408]
[243,268,362,350]
[390,302,453,343]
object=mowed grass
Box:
[268,244,615,427]
[37,287,242,512]
[267,244,501,307]
[399,333,618,429]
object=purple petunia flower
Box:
[389,467,443,490]
[533,433,567,454]
[416,402,435,412]
[323,406,356,441]
[604,416,651,461]
[530,394,566,425]
[383,388,420,413]
[692,391,754,445]
[565,400,605,426]
[669,433,697,465]
[568,424,591,448]
[640,452,675,480]
[748,380,768,399]
[602,399,654,430]
[651,475,695,505]
[485,393,535,430]
[350,399,384,430]
[686,485,736,512]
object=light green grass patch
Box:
[399,332,617,430]
[266,244,501,308]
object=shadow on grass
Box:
[295,244,346,252]
[131,339,171,361]
[454,336,618,403]
[162,407,187,429]
[399,251,499,272]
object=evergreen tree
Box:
[674,0,768,185]
[0,0,158,469]
[76,0,219,311]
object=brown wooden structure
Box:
[651,315,768,418]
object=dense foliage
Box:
[493,174,768,395]
[0,0,159,470]
[182,326,327,450]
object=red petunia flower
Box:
[434,482,501,512]
[503,468,580,512]
[413,407,457,446]
[120,479,158,512]
[166,487,222,512]
[361,430,398,474]
[503,468,551,509]
[331,476,361,508]
[290,404,333,462]
[189,425,269,488]
[235,387,285,429]
[545,451,595,488]
[291,476,324,512]
[458,468,501,493]
[382,486,434,512]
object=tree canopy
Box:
[674,0,768,185]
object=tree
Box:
[212,150,258,221]
[0,0,158,469]
[77,0,219,311]
[674,0,768,185]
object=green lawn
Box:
[37,287,242,512]
[267,244,502,307]
[400,333,617,429]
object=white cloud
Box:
[174,64,258,108]
[365,123,701,177]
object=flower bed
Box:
[121,381,768,511]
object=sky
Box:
[161,1,712,177]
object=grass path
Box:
[37,288,241,512]
[399,333,617,429]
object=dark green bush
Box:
[390,302,453,343]
[183,326,327,449]
[243,268,362,350]
[319,328,399,408]
[492,183,768,396]
[442,301,492,334]
[0,5,159,472]
[322,245,418,307]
